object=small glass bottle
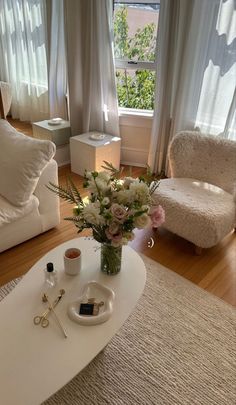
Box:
[44,262,57,288]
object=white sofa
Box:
[152,131,236,252]
[0,119,60,253]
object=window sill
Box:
[118,107,153,119]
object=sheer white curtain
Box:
[149,0,236,175]
[47,0,67,119]
[0,0,49,122]
[64,0,120,136]
[194,0,236,139]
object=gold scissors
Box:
[33,289,65,328]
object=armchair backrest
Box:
[169,131,236,194]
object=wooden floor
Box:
[0,120,235,306]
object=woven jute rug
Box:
[1,256,235,405]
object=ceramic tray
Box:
[67,281,115,326]
[48,118,64,125]
[89,133,106,141]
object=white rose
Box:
[87,178,109,195]
[130,181,150,205]
[95,178,110,194]
[124,232,135,241]
[134,213,151,229]
[117,189,135,205]
[87,179,98,194]
[102,197,110,206]
[85,171,93,180]
[97,171,110,183]
[111,179,123,192]
[123,177,136,189]
[83,203,103,226]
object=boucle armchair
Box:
[152,131,236,253]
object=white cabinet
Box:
[70,132,121,176]
[32,120,71,146]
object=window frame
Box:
[115,60,155,71]
[113,0,160,112]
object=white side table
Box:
[70,132,121,176]
[32,120,71,146]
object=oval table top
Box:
[0,238,146,405]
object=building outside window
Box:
[113,0,160,112]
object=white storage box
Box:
[70,132,121,176]
[32,120,71,146]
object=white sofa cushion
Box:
[0,207,43,253]
[0,159,60,253]
[152,178,235,248]
[0,119,55,206]
[0,194,39,228]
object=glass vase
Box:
[100,243,122,275]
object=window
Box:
[113,0,160,111]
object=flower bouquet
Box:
[48,162,165,275]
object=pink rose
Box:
[108,222,120,235]
[105,222,120,239]
[110,204,127,221]
[105,228,123,247]
[149,205,165,228]
[111,232,123,247]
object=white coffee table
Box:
[0,238,146,405]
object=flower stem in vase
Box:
[101,244,122,275]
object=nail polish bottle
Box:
[44,262,57,288]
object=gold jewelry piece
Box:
[33,289,65,328]
[43,294,68,338]
[92,301,104,316]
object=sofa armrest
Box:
[34,159,60,230]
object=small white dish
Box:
[67,281,115,326]
[48,118,64,125]
[89,133,106,141]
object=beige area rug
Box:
[1,257,235,405]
